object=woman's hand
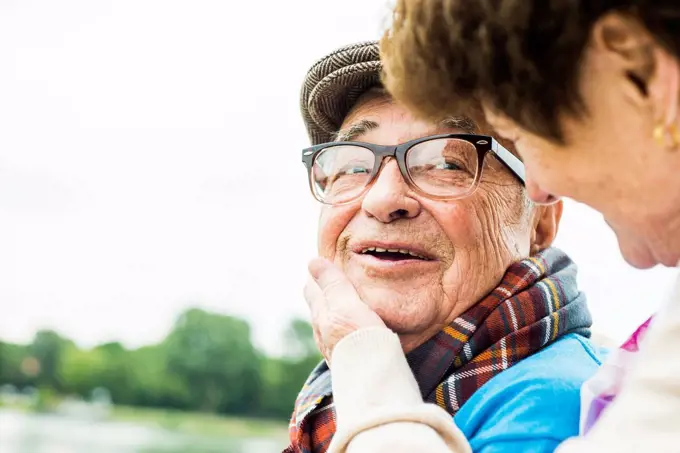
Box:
[304,257,387,365]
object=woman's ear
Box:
[530,200,563,254]
[590,12,656,100]
[592,12,680,147]
[648,46,680,142]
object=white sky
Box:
[0,0,677,355]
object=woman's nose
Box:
[525,175,560,205]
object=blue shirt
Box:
[453,333,602,453]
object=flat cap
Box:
[300,41,382,145]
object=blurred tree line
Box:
[0,308,321,420]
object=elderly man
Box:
[285,41,601,453]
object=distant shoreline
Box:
[110,404,289,440]
[0,399,288,441]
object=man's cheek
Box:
[318,206,357,258]
[431,203,480,247]
[317,224,338,259]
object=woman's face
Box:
[485,17,680,269]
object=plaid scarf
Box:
[284,247,592,453]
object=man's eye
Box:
[342,167,369,175]
[435,162,463,171]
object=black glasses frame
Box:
[301,133,526,205]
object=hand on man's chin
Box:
[305,258,387,365]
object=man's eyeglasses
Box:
[301,134,526,205]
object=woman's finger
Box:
[303,277,326,317]
[308,258,360,308]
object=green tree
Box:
[58,344,107,397]
[0,341,31,388]
[92,342,135,404]
[30,330,71,392]
[128,344,190,409]
[283,319,318,360]
[0,310,324,420]
[258,319,322,419]
[164,308,262,414]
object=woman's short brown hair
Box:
[380,0,680,143]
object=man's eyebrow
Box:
[440,117,477,134]
[333,119,379,142]
[332,117,474,142]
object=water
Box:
[0,410,281,453]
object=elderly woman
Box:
[379,1,680,452]
[285,41,600,453]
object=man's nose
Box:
[525,172,560,205]
[361,159,421,223]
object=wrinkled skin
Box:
[306,94,562,361]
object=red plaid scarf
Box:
[284,247,591,453]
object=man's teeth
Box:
[361,247,428,260]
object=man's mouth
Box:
[359,246,431,261]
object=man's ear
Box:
[530,200,563,255]
[590,12,656,100]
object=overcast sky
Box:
[1,0,677,355]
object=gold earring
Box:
[653,122,680,150]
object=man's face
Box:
[316,95,540,345]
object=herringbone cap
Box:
[301,41,381,145]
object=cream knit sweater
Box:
[326,271,680,453]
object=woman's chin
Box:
[617,237,659,269]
